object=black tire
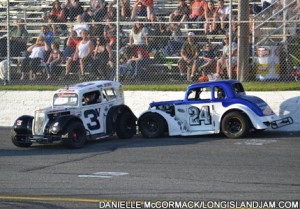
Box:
[11,129,32,148]
[139,113,167,138]
[62,121,86,148]
[221,111,251,139]
[116,112,136,139]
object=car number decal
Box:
[188,106,212,126]
[84,108,101,130]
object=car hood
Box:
[239,95,274,116]
[150,100,184,107]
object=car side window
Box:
[214,87,226,99]
[188,87,211,101]
[82,91,101,106]
[102,88,117,101]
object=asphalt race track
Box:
[0,127,299,209]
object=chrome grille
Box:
[34,111,45,135]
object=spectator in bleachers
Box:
[39,25,55,61]
[89,18,104,42]
[65,0,84,21]
[126,45,150,80]
[253,0,276,15]
[215,0,230,33]
[130,0,153,20]
[182,0,207,28]
[204,0,217,34]
[215,34,237,78]
[106,3,117,20]
[64,29,94,80]
[39,25,55,49]
[10,19,29,57]
[169,0,190,24]
[82,0,107,22]
[165,23,184,56]
[50,0,67,23]
[91,36,111,79]
[71,14,90,37]
[129,20,149,48]
[178,32,201,81]
[103,17,116,48]
[198,42,216,75]
[109,0,131,20]
[61,31,81,63]
[20,36,50,80]
[45,42,61,80]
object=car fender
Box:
[106,104,137,135]
[48,115,83,135]
[12,115,33,135]
[220,104,276,130]
[138,109,182,136]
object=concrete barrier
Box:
[0,91,299,131]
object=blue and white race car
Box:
[138,80,293,139]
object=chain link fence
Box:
[0,0,299,86]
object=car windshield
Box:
[53,93,78,106]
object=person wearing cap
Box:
[178,31,201,81]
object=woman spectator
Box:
[204,0,217,34]
[20,36,50,80]
[129,20,149,48]
[64,29,94,80]
[91,37,111,79]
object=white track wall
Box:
[0,91,299,131]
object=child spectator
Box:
[45,42,61,80]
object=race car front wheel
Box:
[139,113,167,138]
[221,111,251,139]
[62,121,86,148]
[11,129,32,147]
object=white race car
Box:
[11,80,136,148]
[138,80,293,139]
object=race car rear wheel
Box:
[11,129,32,147]
[116,111,136,139]
[62,121,86,148]
[139,113,167,138]
[221,111,251,139]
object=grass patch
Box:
[0,82,299,91]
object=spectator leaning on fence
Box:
[178,32,201,81]
[20,36,50,81]
[64,29,94,80]
[10,19,29,58]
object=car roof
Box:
[187,80,240,90]
[55,80,120,94]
